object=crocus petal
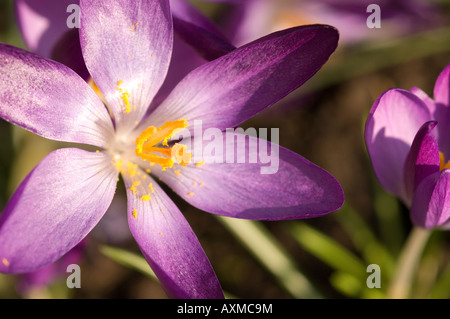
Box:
[403,121,440,202]
[122,168,224,299]
[410,169,450,229]
[171,0,236,61]
[0,44,114,148]
[143,25,339,133]
[432,65,450,157]
[365,88,432,203]
[434,64,450,106]
[151,35,207,109]
[410,86,436,115]
[149,132,343,220]
[79,0,173,132]
[0,148,118,273]
[14,0,77,58]
[50,29,90,81]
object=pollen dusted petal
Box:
[79,0,173,130]
[122,167,224,299]
[151,132,344,220]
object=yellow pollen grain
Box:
[126,162,138,177]
[145,168,151,173]
[186,192,195,197]
[196,160,204,167]
[141,194,151,201]
[112,158,123,173]
[199,183,204,187]
[174,170,181,176]
[193,182,198,186]
[148,183,154,193]
[130,181,141,195]
[2,258,10,267]
[132,208,137,219]
[131,22,139,32]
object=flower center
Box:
[135,119,192,170]
[439,152,450,171]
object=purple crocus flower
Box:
[215,0,443,46]
[365,65,450,229]
[0,0,344,298]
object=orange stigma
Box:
[135,120,192,169]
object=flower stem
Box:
[387,226,431,299]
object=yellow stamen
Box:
[88,78,106,102]
[116,81,133,114]
[440,152,450,171]
[171,143,192,167]
[135,120,192,169]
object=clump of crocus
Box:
[0,0,343,298]
[365,65,450,229]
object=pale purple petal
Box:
[0,44,114,148]
[14,0,77,58]
[410,169,450,229]
[151,35,207,110]
[0,148,118,273]
[143,25,339,134]
[79,0,173,132]
[403,121,440,201]
[432,65,450,158]
[434,64,450,106]
[171,0,236,60]
[122,168,224,299]
[149,133,343,220]
[365,88,432,203]
[410,86,436,115]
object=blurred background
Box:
[0,0,450,299]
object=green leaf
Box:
[289,221,366,279]
[216,216,323,299]
[99,245,157,280]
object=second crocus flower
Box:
[365,64,450,229]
